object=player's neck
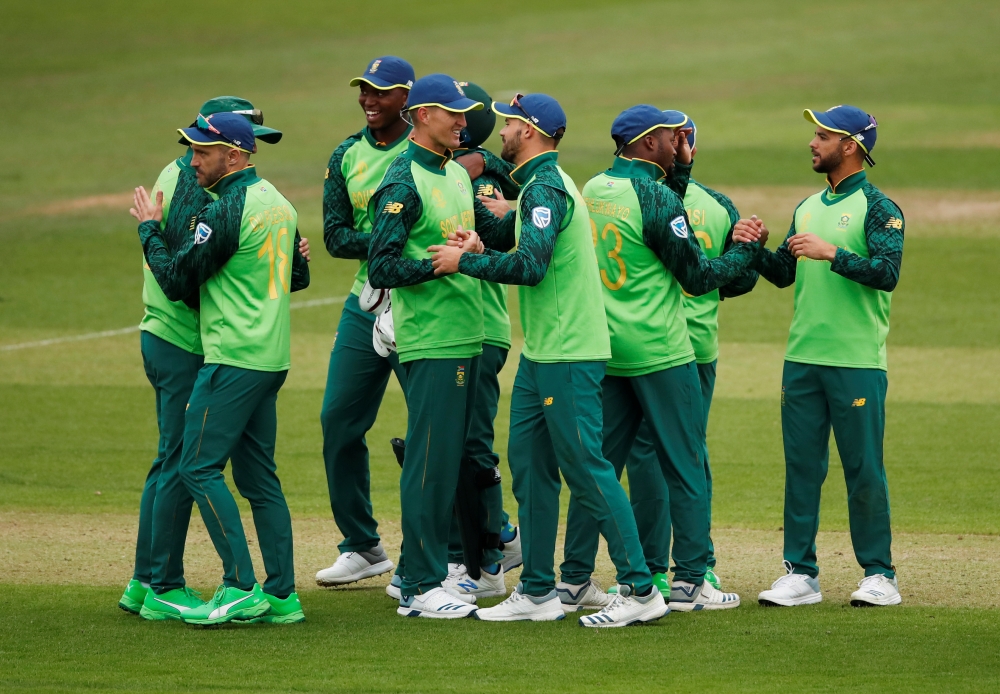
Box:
[369,118,408,146]
[826,162,864,192]
[411,128,450,155]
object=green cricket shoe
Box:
[181,584,270,626]
[118,579,148,615]
[244,592,305,624]
[139,586,205,621]
[705,568,722,591]
[607,572,670,597]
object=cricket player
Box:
[429,93,668,628]
[118,97,285,619]
[316,56,415,588]
[366,74,511,619]
[560,105,756,614]
[588,111,760,598]
[750,105,904,607]
[133,112,310,625]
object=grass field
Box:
[2,0,1000,691]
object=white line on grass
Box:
[0,295,347,353]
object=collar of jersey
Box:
[206,164,260,197]
[822,169,866,205]
[364,124,412,151]
[177,149,194,170]
[406,139,454,175]
[606,156,665,181]
[510,150,558,187]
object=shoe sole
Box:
[244,611,306,624]
[474,610,565,622]
[561,603,611,614]
[386,586,401,600]
[183,601,272,627]
[579,605,669,628]
[316,559,395,587]
[758,593,823,607]
[396,607,478,619]
[118,598,143,615]
[669,596,741,611]
[850,594,902,607]
[139,605,183,621]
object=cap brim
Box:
[177,128,254,154]
[490,102,554,138]
[350,76,411,90]
[660,111,689,128]
[627,121,687,146]
[252,125,282,144]
[408,99,483,113]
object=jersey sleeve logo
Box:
[194,222,213,244]
[670,215,689,238]
[383,202,404,214]
[532,207,552,228]
[885,217,903,229]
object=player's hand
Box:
[787,233,837,261]
[298,237,311,262]
[675,128,694,165]
[478,190,510,219]
[750,215,770,246]
[447,228,484,254]
[732,218,762,244]
[455,152,486,180]
[130,187,163,224]
[427,244,465,275]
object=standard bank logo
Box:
[532,207,551,228]
[194,222,213,244]
[670,215,689,238]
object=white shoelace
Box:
[770,560,809,589]
[598,592,635,620]
[857,575,888,590]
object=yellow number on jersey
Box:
[599,222,627,291]
[258,227,291,300]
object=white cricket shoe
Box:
[474,583,565,622]
[850,574,901,607]
[316,543,394,586]
[396,587,478,619]
[579,585,668,628]
[445,565,507,599]
[758,561,823,607]
[670,579,741,611]
[386,574,402,600]
[557,578,613,613]
[446,563,467,581]
[500,527,523,571]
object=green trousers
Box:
[178,364,295,597]
[448,343,509,567]
[137,331,202,589]
[509,357,651,597]
[397,356,481,596]
[610,360,718,576]
[561,361,709,585]
[320,294,407,553]
[781,361,894,579]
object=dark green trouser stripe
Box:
[398,356,481,596]
[139,331,202,589]
[561,361,709,586]
[509,357,651,597]
[177,364,295,596]
[320,295,407,553]
[781,361,893,579]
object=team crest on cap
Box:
[454,81,466,96]
[369,60,381,74]
[532,207,551,228]
[670,215,689,238]
[194,222,213,244]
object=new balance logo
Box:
[457,580,478,592]
[543,397,553,406]
[383,202,404,214]
[852,398,866,407]
[885,217,902,229]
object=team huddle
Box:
[121,54,905,627]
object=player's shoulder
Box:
[328,130,365,164]
[862,181,903,221]
[244,178,297,223]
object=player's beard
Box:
[500,129,522,163]
[812,147,842,174]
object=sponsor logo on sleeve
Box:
[670,215,689,238]
[532,207,551,228]
[885,217,903,229]
[383,202,404,214]
[194,222,213,244]
[477,184,494,197]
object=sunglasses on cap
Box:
[839,114,878,167]
[231,108,264,125]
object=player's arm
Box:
[323,136,369,260]
[480,149,521,199]
[663,161,692,199]
[367,183,436,288]
[290,228,310,292]
[830,198,904,291]
[713,192,760,299]
[636,180,757,296]
[472,195,516,252]
[455,183,566,286]
[754,203,802,288]
[139,193,242,302]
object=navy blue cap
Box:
[178,112,257,154]
[804,105,878,164]
[660,109,694,148]
[406,74,483,113]
[492,93,566,139]
[611,105,686,154]
[350,56,415,90]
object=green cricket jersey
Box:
[323,126,412,296]
[367,141,511,363]
[459,151,610,363]
[140,165,311,372]
[756,170,904,370]
[681,179,759,364]
[583,157,758,376]
[140,152,212,354]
